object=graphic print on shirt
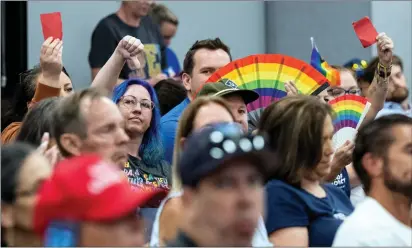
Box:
[332,168,350,197]
[127,44,161,80]
[123,161,169,192]
[144,44,162,79]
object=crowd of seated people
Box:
[1,1,411,247]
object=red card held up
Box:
[40,12,63,40]
[352,16,378,48]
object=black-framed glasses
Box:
[327,87,361,97]
[119,95,154,111]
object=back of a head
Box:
[2,66,42,128]
[353,114,412,194]
[183,38,232,75]
[52,88,105,157]
[258,95,333,185]
[154,79,186,116]
[149,3,178,26]
[16,97,60,147]
[1,142,36,204]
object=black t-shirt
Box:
[88,14,166,80]
[124,155,170,242]
[123,155,170,203]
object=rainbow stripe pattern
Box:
[310,37,341,87]
[329,95,371,132]
[203,54,330,114]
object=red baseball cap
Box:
[33,154,167,236]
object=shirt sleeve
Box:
[265,181,309,235]
[160,120,178,164]
[29,83,61,109]
[1,122,22,144]
[88,20,118,69]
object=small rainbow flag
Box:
[310,37,341,87]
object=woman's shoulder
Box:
[265,179,306,200]
[266,179,300,193]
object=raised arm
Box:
[359,33,394,127]
[30,37,64,108]
[91,36,144,93]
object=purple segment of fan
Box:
[247,88,287,112]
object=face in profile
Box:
[117,84,153,137]
[59,72,73,97]
[2,152,52,246]
[161,21,177,47]
[79,212,145,246]
[382,124,412,199]
[186,159,264,246]
[76,97,130,168]
[224,95,248,133]
[309,115,334,180]
[182,49,231,99]
[387,65,409,103]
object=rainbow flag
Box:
[310,37,341,87]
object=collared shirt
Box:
[160,98,191,164]
[376,101,411,119]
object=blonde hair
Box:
[149,3,179,26]
[171,96,234,192]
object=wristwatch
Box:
[376,62,392,78]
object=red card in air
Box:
[352,16,378,48]
[40,12,63,40]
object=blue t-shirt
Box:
[160,98,190,164]
[265,179,354,247]
[376,101,411,119]
[332,167,351,197]
[162,47,181,77]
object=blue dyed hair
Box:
[112,79,164,167]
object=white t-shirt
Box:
[150,190,273,247]
[333,197,412,247]
[350,185,366,207]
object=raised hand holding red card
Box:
[40,12,63,40]
[352,16,378,48]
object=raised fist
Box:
[376,32,394,67]
[116,35,144,69]
[40,37,63,80]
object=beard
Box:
[387,87,409,103]
[383,156,412,200]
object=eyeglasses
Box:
[119,95,154,111]
[327,87,361,97]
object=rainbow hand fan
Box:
[204,54,330,129]
[329,95,371,149]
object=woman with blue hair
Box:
[112,78,170,193]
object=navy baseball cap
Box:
[343,58,368,78]
[178,122,274,187]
